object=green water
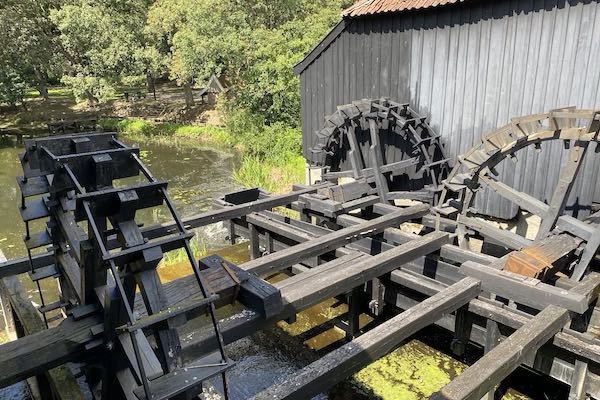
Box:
[0,139,241,260]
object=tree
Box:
[148,0,348,114]
[0,0,65,100]
[50,0,155,103]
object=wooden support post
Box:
[0,280,16,341]
[228,220,236,245]
[537,140,589,240]
[248,223,260,260]
[251,278,481,400]
[569,360,588,400]
[265,230,274,254]
[482,320,501,400]
[346,287,361,340]
[568,360,588,400]
[432,305,570,400]
[451,305,473,357]
[369,278,385,316]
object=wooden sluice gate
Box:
[1,106,600,399]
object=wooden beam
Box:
[0,277,92,398]
[556,215,596,241]
[251,277,481,400]
[182,232,449,359]
[337,213,498,266]
[368,118,390,201]
[572,223,600,281]
[537,140,590,240]
[240,204,429,275]
[457,214,531,250]
[478,174,549,216]
[281,231,449,310]
[460,261,591,313]
[431,305,570,400]
[321,157,419,180]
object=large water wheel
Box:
[435,107,600,280]
[311,98,450,204]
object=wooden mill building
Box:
[295,0,600,219]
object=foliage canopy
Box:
[2,0,350,131]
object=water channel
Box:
[0,138,541,399]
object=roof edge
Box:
[342,0,464,17]
[293,19,348,76]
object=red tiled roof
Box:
[343,0,464,17]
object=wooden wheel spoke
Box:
[536,139,589,240]
[478,173,548,217]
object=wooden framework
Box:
[1,108,600,400]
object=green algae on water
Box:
[350,339,530,400]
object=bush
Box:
[0,70,28,108]
[61,75,117,103]
[224,107,302,163]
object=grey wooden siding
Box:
[298,0,600,218]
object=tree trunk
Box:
[146,73,156,100]
[183,82,194,107]
[38,81,49,100]
[35,70,49,100]
[85,89,99,105]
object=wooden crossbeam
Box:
[431,305,570,400]
[321,157,419,180]
[336,213,498,266]
[0,185,332,279]
[281,231,449,310]
[251,277,481,400]
[240,204,429,275]
[457,214,531,250]
[460,261,593,313]
[182,231,449,360]
[572,223,600,281]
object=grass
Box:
[100,117,306,193]
[233,155,305,193]
[100,118,233,149]
[159,237,207,267]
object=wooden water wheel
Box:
[436,107,600,281]
[311,98,450,204]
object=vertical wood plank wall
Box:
[298,0,600,218]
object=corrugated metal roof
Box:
[343,0,464,17]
